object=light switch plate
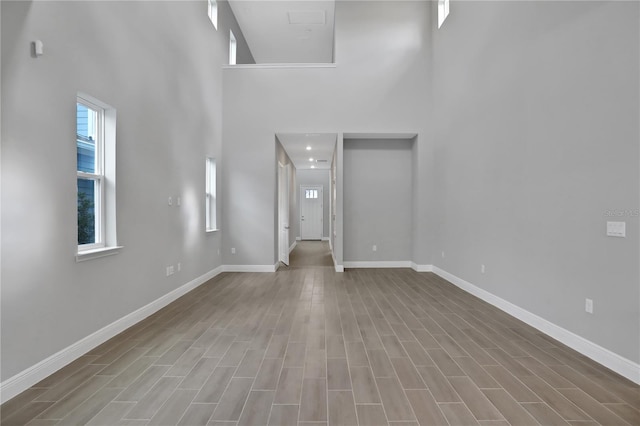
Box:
[606,221,626,237]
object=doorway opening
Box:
[278,162,290,266]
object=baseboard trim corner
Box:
[411,263,433,272]
[289,240,297,253]
[431,266,640,385]
[0,265,223,404]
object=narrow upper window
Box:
[229,30,237,65]
[76,94,118,259]
[438,0,450,29]
[206,157,217,231]
[208,0,218,30]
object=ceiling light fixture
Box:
[311,165,316,169]
[309,158,314,162]
[306,146,312,151]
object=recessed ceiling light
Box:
[306,146,312,150]
[311,165,316,169]
[309,158,314,162]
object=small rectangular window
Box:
[438,0,450,29]
[229,30,237,65]
[208,0,218,30]
[206,157,217,231]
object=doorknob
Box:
[284,226,290,229]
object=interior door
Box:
[300,185,323,240]
[278,163,290,265]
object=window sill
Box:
[76,246,123,262]
[206,229,220,233]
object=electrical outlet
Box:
[481,264,485,274]
[585,298,593,314]
[231,248,236,254]
[217,249,221,255]
[166,265,174,276]
[168,197,173,206]
[441,251,445,258]
[372,245,377,252]
[177,262,181,272]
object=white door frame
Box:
[278,162,290,265]
[300,185,323,240]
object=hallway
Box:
[2,264,638,425]
[287,241,334,269]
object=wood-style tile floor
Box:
[2,246,639,425]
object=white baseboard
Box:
[411,263,433,272]
[296,236,301,241]
[222,264,277,273]
[335,264,344,272]
[0,266,223,404]
[322,237,330,241]
[344,261,413,269]
[432,266,640,385]
[289,240,297,253]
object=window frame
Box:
[438,0,450,29]
[76,93,120,261]
[77,96,106,252]
[229,30,237,65]
[208,0,218,30]
[206,157,218,232]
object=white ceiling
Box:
[277,133,337,170]
[228,0,335,63]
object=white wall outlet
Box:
[217,249,221,255]
[372,245,377,252]
[231,248,236,254]
[606,221,626,237]
[177,262,181,272]
[585,298,593,314]
[441,251,445,258]
[166,265,174,276]
[481,264,485,274]
[168,196,173,206]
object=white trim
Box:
[296,236,301,241]
[289,240,297,253]
[76,246,123,262]
[411,263,433,272]
[344,261,413,269]
[335,264,344,273]
[224,63,336,69]
[0,266,223,403]
[222,264,277,273]
[322,237,330,241]
[431,266,640,385]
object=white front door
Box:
[278,163,290,265]
[300,185,323,240]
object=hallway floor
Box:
[1,266,638,425]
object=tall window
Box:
[77,99,104,249]
[76,94,118,258]
[229,30,237,65]
[438,0,450,29]
[208,0,218,29]
[206,157,217,231]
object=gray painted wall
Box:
[0,0,250,381]
[222,1,433,267]
[431,1,639,363]
[296,169,330,239]
[344,139,414,262]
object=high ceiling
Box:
[228,0,335,64]
[277,133,337,170]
